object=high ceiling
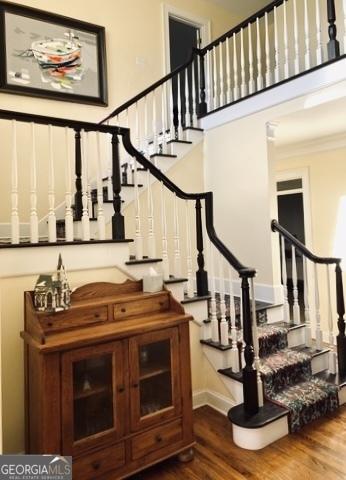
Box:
[210,0,268,19]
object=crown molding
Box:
[275,131,346,160]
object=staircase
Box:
[1,0,346,454]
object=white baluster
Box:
[64,127,74,242]
[160,182,170,279]
[239,287,245,368]
[229,268,240,372]
[106,135,112,202]
[169,79,175,141]
[177,73,183,140]
[144,95,150,155]
[162,83,168,150]
[147,169,156,259]
[209,242,219,343]
[30,123,38,243]
[185,201,194,298]
[213,46,219,108]
[304,0,311,70]
[281,236,290,322]
[191,62,198,126]
[240,28,247,97]
[265,12,272,86]
[11,120,19,244]
[303,257,312,347]
[251,278,264,407]
[219,41,225,106]
[225,37,232,103]
[315,0,323,64]
[219,256,229,347]
[314,263,323,350]
[81,131,90,241]
[293,0,300,74]
[292,245,300,323]
[248,23,255,94]
[173,193,181,277]
[134,106,143,259]
[48,125,57,243]
[283,0,290,78]
[233,34,239,100]
[274,6,280,83]
[152,89,158,154]
[256,18,264,90]
[326,264,337,373]
[184,69,190,129]
[96,132,106,240]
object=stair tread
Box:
[183,127,203,132]
[291,345,331,357]
[228,401,289,429]
[218,367,243,383]
[167,139,193,145]
[181,294,211,304]
[200,339,232,351]
[315,370,346,388]
[150,153,177,159]
[125,257,163,266]
[164,277,188,285]
[0,238,134,249]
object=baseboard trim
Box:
[193,389,235,416]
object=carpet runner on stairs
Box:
[258,325,339,432]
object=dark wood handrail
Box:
[271,219,341,265]
[100,49,201,125]
[122,129,256,277]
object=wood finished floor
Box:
[129,405,346,480]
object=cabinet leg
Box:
[177,447,194,463]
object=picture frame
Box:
[0,1,108,106]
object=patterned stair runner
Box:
[258,325,339,432]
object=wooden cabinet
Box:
[22,280,195,479]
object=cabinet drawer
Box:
[73,443,125,479]
[40,306,108,332]
[131,419,183,460]
[114,294,169,320]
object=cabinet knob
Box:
[155,434,163,443]
[117,385,125,393]
[132,383,139,389]
[92,461,101,471]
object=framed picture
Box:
[0,1,108,105]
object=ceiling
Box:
[210,0,268,19]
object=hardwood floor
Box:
[129,405,346,480]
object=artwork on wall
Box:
[0,1,108,105]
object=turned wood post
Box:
[241,273,259,416]
[336,262,346,375]
[198,53,207,116]
[111,133,125,239]
[195,198,209,296]
[327,0,340,59]
[74,128,83,221]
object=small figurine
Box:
[34,254,71,312]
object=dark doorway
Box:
[169,17,200,136]
[277,193,306,244]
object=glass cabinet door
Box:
[129,328,181,431]
[62,342,124,454]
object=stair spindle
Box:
[292,245,300,324]
[314,263,323,350]
[304,0,311,70]
[326,264,337,373]
[218,256,229,346]
[173,193,181,277]
[303,257,312,347]
[274,6,280,83]
[195,199,208,296]
[281,236,290,323]
[256,18,264,90]
[336,263,346,375]
[30,123,38,244]
[283,0,290,78]
[64,127,74,242]
[152,90,158,154]
[219,41,225,107]
[96,132,106,240]
[106,124,112,202]
[213,46,218,109]
[265,12,272,87]
[315,0,323,64]
[133,157,143,259]
[48,125,57,243]
[144,95,150,155]
[191,59,198,127]
[225,37,232,103]
[11,120,19,244]
[248,23,255,95]
[229,268,240,373]
[184,68,190,130]
[327,0,340,59]
[177,73,183,140]
[240,28,247,97]
[209,242,219,343]
[74,129,83,221]
[147,169,156,259]
[233,34,239,101]
[160,182,170,279]
[81,131,91,241]
[161,83,168,150]
[185,200,194,298]
[250,278,264,407]
[293,0,300,74]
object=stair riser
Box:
[183,300,209,324]
[185,130,203,143]
[287,327,306,348]
[169,143,191,157]
[165,282,185,302]
[124,262,163,280]
[311,352,330,375]
[218,375,244,404]
[338,386,346,405]
[266,305,284,324]
[232,417,289,451]
[202,345,232,371]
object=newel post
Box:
[241,272,259,416]
[327,0,340,59]
[195,198,209,296]
[111,133,125,239]
[74,128,83,221]
[198,53,208,116]
[336,262,346,375]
